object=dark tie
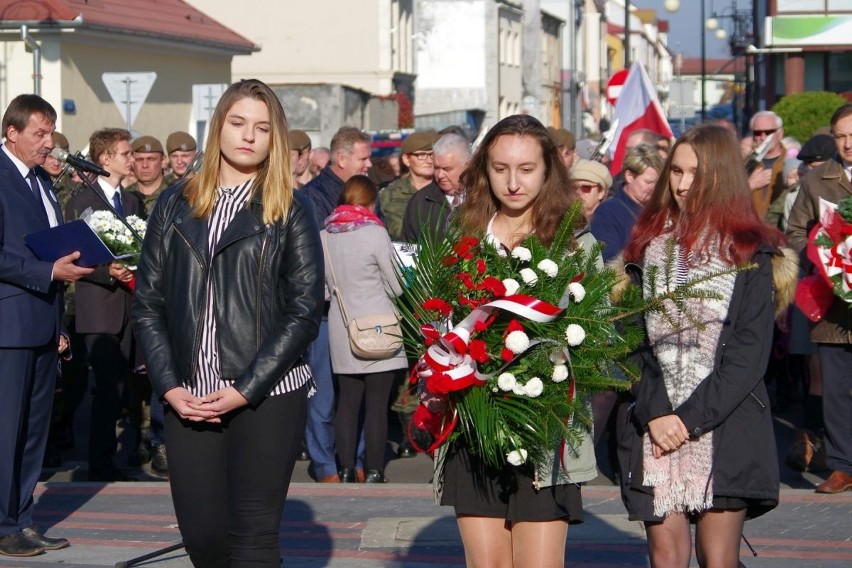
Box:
[27,169,41,202]
[112,191,124,217]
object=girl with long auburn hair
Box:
[442,114,598,568]
[620,124,794,568]
[132,79,324,567]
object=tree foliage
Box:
[772,92,847,142]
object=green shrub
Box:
[772,92,847,142]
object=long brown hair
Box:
[184,79,292,225]
[625,124,783,265]
[457,114,578,247]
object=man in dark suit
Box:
[65,128,143,482]
[0,95,92,557]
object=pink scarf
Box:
[324,204,384,234]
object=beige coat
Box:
[787,157,852,344]
[322,224,409,374]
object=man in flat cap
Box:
[378,129,440,241]
[126,135,167,215]
[569,159,613,219]
[164,131,197,185]
[288,129,312,190]
[547,127,577,170]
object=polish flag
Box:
[608,61,673,175]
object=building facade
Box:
[0,0,254,150]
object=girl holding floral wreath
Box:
[621,124,795,567]
[440,114,599,567]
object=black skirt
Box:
[439,443,584,524]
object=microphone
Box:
[49,147,110,178]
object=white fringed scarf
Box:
[642,234,736,518]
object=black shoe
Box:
[397,443,416,458]
[338,467,357,483]
[88,468,136,482]
[21,527,69,551]
[364,469,386,483]
[297,440,310,461]
[0,531,44,557]
[127,442,151,467]
[151,444,168,475]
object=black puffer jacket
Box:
[131,185,324,407]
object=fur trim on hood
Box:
[771,247,798,317]
[607,247,798,317]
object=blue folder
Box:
[25,220,134,267]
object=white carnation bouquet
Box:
[81,208,146,267]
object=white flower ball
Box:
[524,377,544,398]
[537,259,558,278]
[511,246,532,262]
[502,278,521,296]
[505,330,530,354]
[568,282,586,302]
[512,382,527,396]
[552,364,569,383]
[565,324,586,347]
[497,372,517,391]
[507,449,529,466]
[519,268,538,285]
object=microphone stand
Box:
[73,167,144,245]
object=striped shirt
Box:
[191,179,312,398]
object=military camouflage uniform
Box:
[126,179,168,216]
[378,176,418,242]
[51,175,80,211]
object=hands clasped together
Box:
[163,386,249,423]
[647,415,690,458]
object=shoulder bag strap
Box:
[320,231,351,324]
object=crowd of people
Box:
[2,81,851,566]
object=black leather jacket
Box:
[131,185,324,407]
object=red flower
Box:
[481,276,506,297]
[459,295,486,309]
[456,272,475,290]
[422,298,452,316]
[476,258,487,274]
[442,255,459,267]
[468,339,490,364]
[501,348,515,362]
[506,319,525,334]
[428,372,455,395]
[453,236,479,259]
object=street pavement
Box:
[8,391,850,567]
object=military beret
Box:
[132,135,164,154]
[797,134,835,162]
[288,129,312,152]
[52,131,69,151]
[401,130,440,154]
[547,127,576,150]
[166,131,197,154]
[569,159,613,190]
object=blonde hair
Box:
[184,79,293,225]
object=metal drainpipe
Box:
[20,24,41,96]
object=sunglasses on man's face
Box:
[575,183,599,193]
[753,129,777,137]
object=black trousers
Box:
[85,327,133,473]
[165,384,308,568]
[335,371,398,471]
